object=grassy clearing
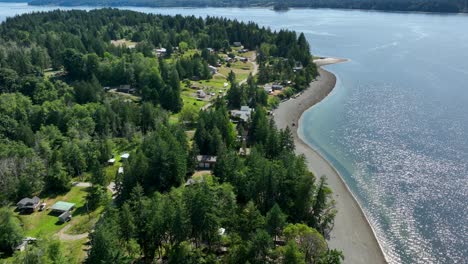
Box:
[63,238,89,263]
[18,186,88,238]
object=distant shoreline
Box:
[21,2,467,15]
[274,58,388,263]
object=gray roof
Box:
[197,155,217,163]
[17,196,40,207]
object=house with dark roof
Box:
[230,106,253,123]
[117,85,136,94]
[17,196,40,212]
[196,155,217,169]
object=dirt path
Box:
[56,224,88,241]
[239,52,259,86]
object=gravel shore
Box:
[273,58,387,264]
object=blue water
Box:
[1,3,467,263]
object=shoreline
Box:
[273,58,387,263]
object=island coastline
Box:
[274,58,388,263]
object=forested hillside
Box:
[28,0,468,13]
[0,9,342,263]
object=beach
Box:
[274,58,387,263]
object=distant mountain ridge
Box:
[28,0,468,13]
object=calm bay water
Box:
[1,3,467,263]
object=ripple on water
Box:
[324,82,468,263]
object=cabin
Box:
[208,65,218,74]
[197,90,207,98]
[293,65,304,72]
[107,158,116,165]
[15,240,28,252]
[264,84,273,94]
[239,57,248,62]
[117,85,136,94]
[17,196,40,212]
[15,238,36,252]
[118,167,124,174]
[155,47,167,57]
[120,153,130,160]
[272,84,284,91]
[196,155,217,169]
[230,106,253,123]
[239,147,251,156]
[185,177,205,187]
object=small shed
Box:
[50,201,75,213]
[58,211,72,223]
[120,153,130,160]
[118,167,124,174]
[196,155,217,169]
[108,158,116,165]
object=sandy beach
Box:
[274,58,387,263]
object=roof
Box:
[231,106,253,122]
[17,196,40,206]
[240,106,252,112]
[197,155,217,163]
[118,167,124,174]
[108,158,115,163]
[50,201,75,212]
[120,153,130,159]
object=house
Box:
[118,167,124,174]
[17,196,40,212]
[239,57,248,63]
[15,240,28,252]
[155,47,167,57]
[50,201,75,213]
[208,65,218,74]
[233,42,243,47]
[108,158,116,165]
[117,85,135,94]
[196,155,217,169]
[239,147,251,156]
[230,106,253,122]
[197,90,207,98]
[120,153,130,160]
[264,84,273,94]
[293,65,304,72]
[185,177,205,187]
[272,84,284,91]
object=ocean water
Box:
[1,3,467,263]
